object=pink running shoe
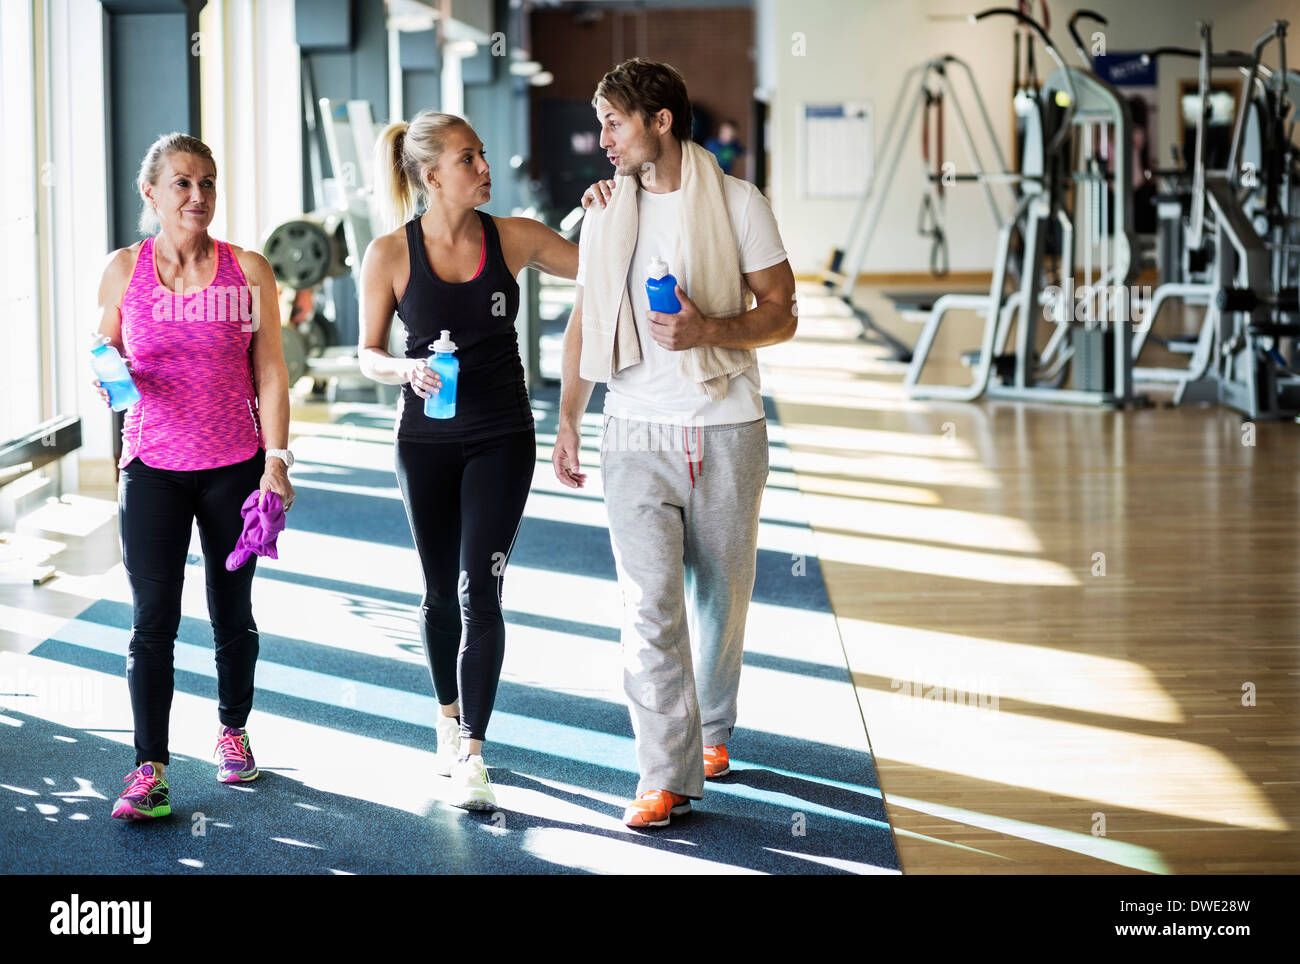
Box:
[110,764,171,820]
[214,726,259,783]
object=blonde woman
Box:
[93,133,295,820]
[360,111,577,810]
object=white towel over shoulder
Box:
[579,141,755,402]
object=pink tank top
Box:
[118,235,264,470]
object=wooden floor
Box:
[3,283,1297,874]
[763,284,1300,874]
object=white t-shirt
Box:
[576,174,788,425]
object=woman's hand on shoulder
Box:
[581,179,616,210]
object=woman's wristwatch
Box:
[266,448,295,469]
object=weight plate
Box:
[281,324,308,383]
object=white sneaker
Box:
[450,754,496,811]
[435,715,461,777]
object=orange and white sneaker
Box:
[704,744,731,779]
[623,790,691,828]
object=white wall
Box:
[761,0,1300,275]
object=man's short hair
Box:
[593,58,693,142]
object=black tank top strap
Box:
[403,219,425,288]
[479,210,505,276]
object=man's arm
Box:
[552,284,595,488]
[647,259,798,352]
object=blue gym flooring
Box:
[0,387,900,875]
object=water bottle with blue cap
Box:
[90,332,140,411]
[424,329,459,419]
[646,257,682,313]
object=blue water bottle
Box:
[90,333,141,411]
[646,257,682,313]
[424,329,459,419]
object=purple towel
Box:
[225,490,286,571]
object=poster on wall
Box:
[801,102,873,199]
[1093,52,1158,234]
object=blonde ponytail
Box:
[372,121,415,234]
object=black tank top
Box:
[395,211,532,441]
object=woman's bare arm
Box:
[91,247,138,405]
[358,233,440,397]
[498,216,579,281]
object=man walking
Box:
[551,58,796,828]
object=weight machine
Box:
[1130,20,1300,419]
[820,54,1014,362]
[262,94,404,393]
[906,6,1141,407]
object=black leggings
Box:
[118,450,266,765]
[394,428,535,742]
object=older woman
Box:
[93,132,295,820]
[360,111,577,811]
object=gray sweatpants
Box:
[599,415,770,799]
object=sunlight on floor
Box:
[837,617,1184,724]
[883,791,1172,873]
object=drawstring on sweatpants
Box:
[684,426,703,487]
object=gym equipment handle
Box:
[972,7,1078,156]
[1215,287,1300,312]
[1068,10,1108,68]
